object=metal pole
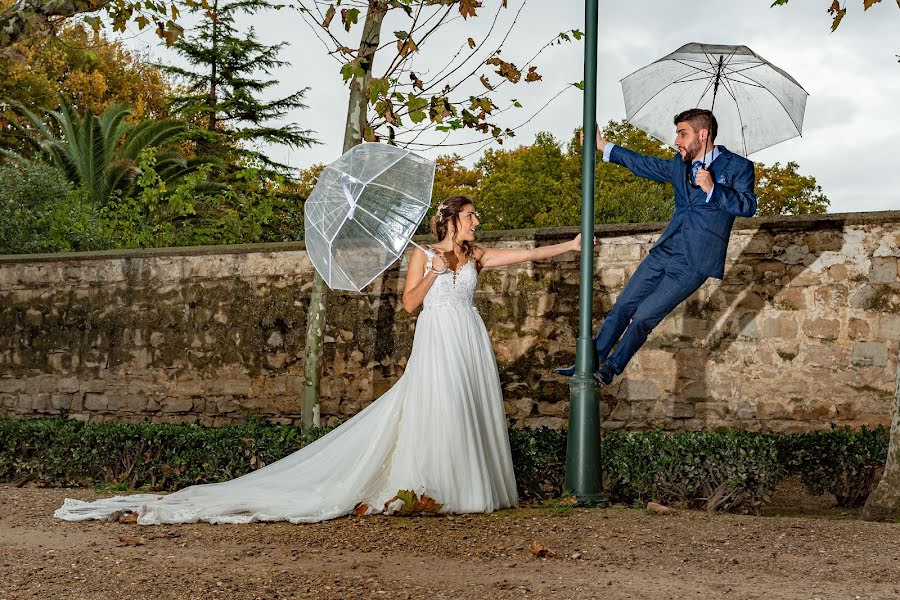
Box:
[565,0,607,506]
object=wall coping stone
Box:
[1,210,897,266]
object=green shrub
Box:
[0,414,331,490]
[777,424,889,507]
[603,429,783,512]
[1,416,887,513]
[0,158,81,254]
[508,424,567,500]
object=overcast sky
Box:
[124,1,900,213]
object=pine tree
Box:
[161,0,317,173]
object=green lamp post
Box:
[565,0,608,506]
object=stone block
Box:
[83,393,109,411]
[738,314,760,339]
[848,318,872,340]
[537,400,567,418]
[813,285,849,310]
[870,257,898,284]
[851,342,888,368]
[877,316,900,341]
[802,318,840,341]
[694,402,726,420]
[667,401,695,419]
[599,267,626,289]
[609,401,632,421]
[761,315,799,339]
[162,397,194,413]
[804,344,847,369]
[621,379,659,401]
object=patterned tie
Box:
[690,160,703,185]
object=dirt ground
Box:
[1,481,899,600]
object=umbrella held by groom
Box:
[556,108,758,384]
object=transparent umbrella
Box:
[621,42,808,159]
[303,142,436,292]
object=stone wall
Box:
[1,211,898,433]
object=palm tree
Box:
[2,101,203,205]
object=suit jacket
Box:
[609,144,757,279]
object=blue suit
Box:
[595,144,757,374]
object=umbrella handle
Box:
[408,240,435,258]
[340,175,358,220]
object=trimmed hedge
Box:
[0,415,889,512]
[603,429,782,511]
[776,424,889,507]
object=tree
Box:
[161,0,317,173]
[476,132,571,230]
[0,21,171,153]
[294,0,577,430]
[4,101,194,206]
[754,161,829,216]
[427,121,827,232]
[773,0,900,522]
[771,0,899,32]
[0,0,184,53]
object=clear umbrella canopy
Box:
[304,143,436,292]
[621,42,808,156]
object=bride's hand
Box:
[430,251,449,273]
[569,233,596,253]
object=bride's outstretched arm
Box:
[402,247,448,313]
[477,234,593,269]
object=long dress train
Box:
[55,261,519,524]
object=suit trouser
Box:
[596,239,708,374]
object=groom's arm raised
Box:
[589,127,674,184]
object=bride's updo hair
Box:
[431,195,478,262]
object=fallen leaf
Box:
[117,535,144,547]
[107,511,139,523]
[353,503,370,516]
[646,501,677,516]
[527,540,558,558]
[412,494,443,514]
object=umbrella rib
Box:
[725,70,805,134]
[624,68,702,123]
[345,203,409,255]
[720,67,769,90]
[672,59,717,77]
[718,75,751,155]
[695,77,716,109]
[367,181,430,206]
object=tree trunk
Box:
[207,0,218,136]
[861,351,900,521]
[300,0,387,432]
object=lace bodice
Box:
[423,261,477,309]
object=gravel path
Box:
[2,484,899,599]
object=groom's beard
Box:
[681,139,704,164]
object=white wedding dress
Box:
[55,261,519,524]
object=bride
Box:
[56,195,587,524]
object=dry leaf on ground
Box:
[646,501,677,516]
[527,540,558,558]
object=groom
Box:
[556,108,757,384]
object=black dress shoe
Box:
[553,364,577,376]
[593,362,616,386]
